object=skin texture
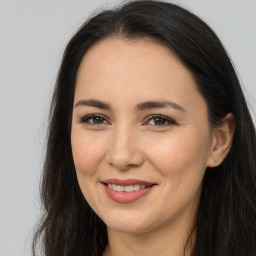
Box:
[71,38,234,256]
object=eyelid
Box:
[144,114,177,126]
[80,114,111,125]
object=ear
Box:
[207,113,235,167]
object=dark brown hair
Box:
[33,1,256,255]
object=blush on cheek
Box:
[145,133,208,180]
[73,152,98,176]
[71,136,107,176]
[146,141,184,172]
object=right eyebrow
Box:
[74,99,111,110]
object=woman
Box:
[33,1,256,255]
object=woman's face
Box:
[71,37,215,234]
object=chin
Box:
[107,222,151,234]
[100,210,156,234]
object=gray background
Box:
[0,1,255,255]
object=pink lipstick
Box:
[101,179,156,203]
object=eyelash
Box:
[144,114,177,127]
[80,114,177,127]
[80,114,110,126]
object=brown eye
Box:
[146,114,176,127]
[153,117,167,125]
[90,116,105,124]
[81,114,110,125]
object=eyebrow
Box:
[74,99,186,112]
[136,101,186,112]
[74,99,111,109]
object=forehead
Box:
[76,37,190,86]
[74,37,207,115]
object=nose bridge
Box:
[106,122,144,170]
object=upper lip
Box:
[101,178,156,186]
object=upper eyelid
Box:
[81,114,110,123]
[82,113,107,118]
[144,114,177,124]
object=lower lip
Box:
[103,184,155,203]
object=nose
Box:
[106,127,145,171]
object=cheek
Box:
[143,130,210,218]
[144,128,211,178]
[71,129,108,212]
[71,130,107,177]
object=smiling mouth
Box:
[102,182,156,203]
[101,178,157,203]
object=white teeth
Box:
[134,185,140,191]
[116,185,125,192]
[124,185,134,192]
[107,184,149,192]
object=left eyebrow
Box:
[136,101,187,112]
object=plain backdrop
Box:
[0,1,255,255]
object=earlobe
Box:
[207,113,235,167]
